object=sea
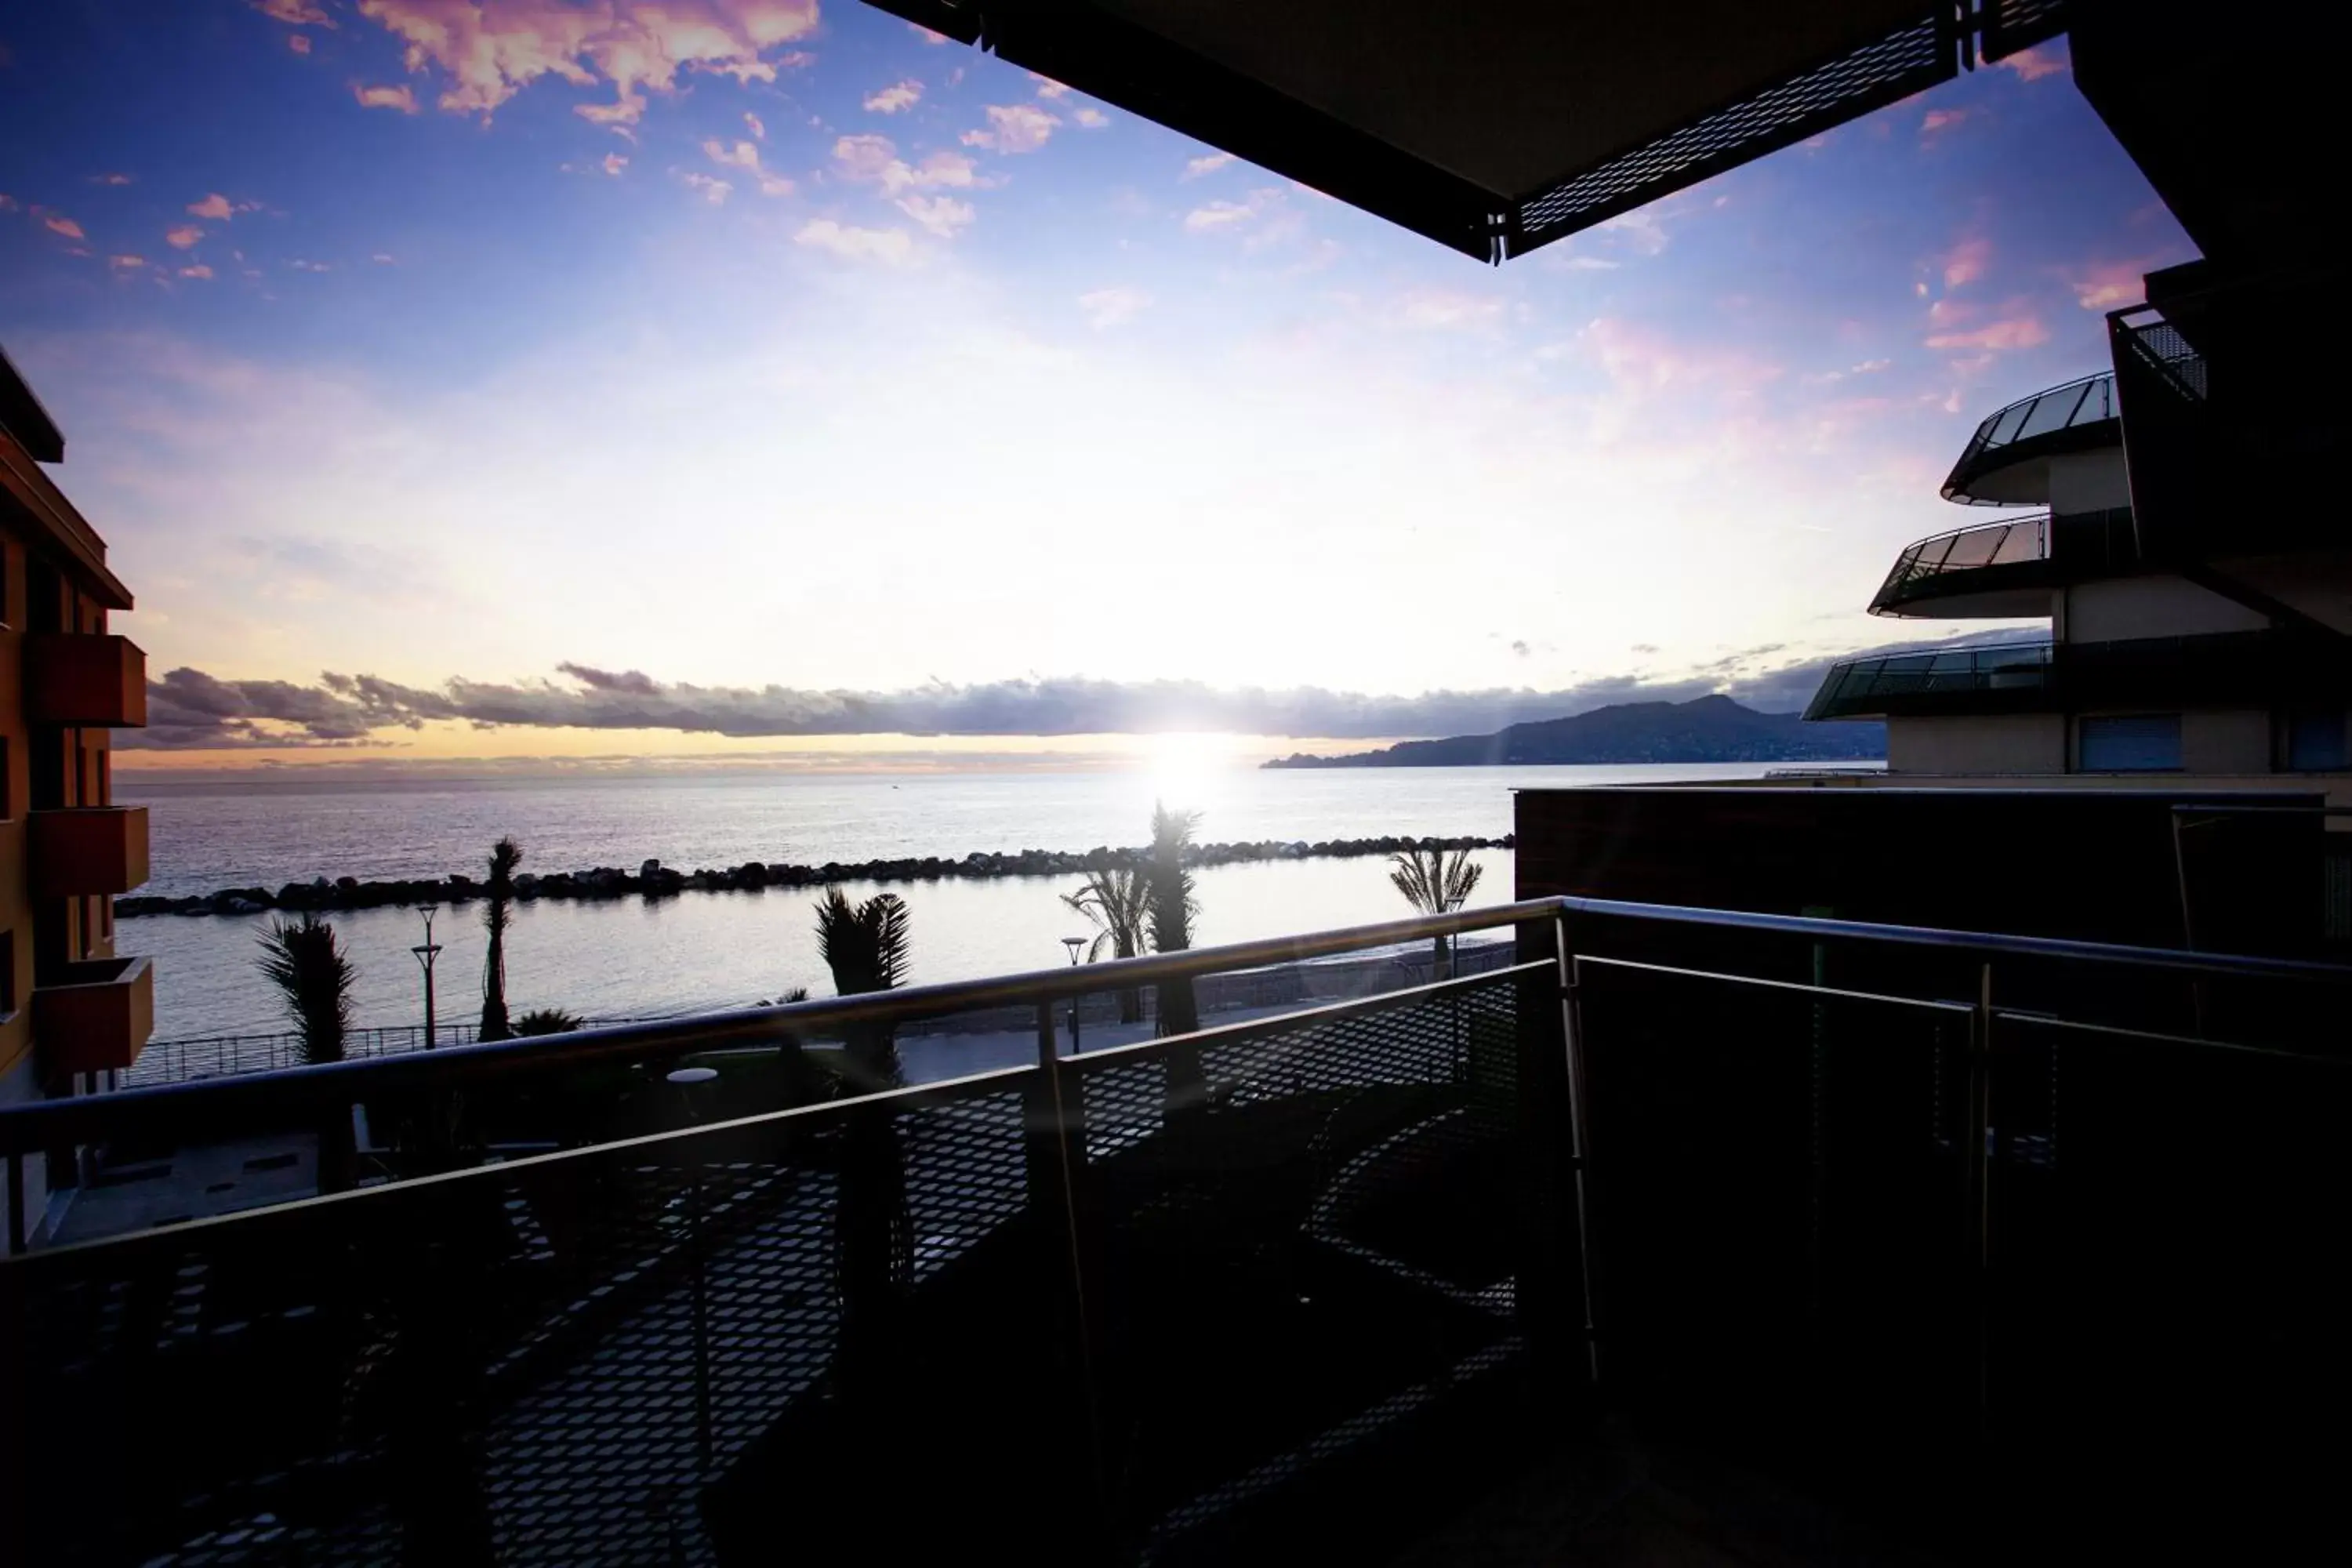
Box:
[117,763,1795,1040]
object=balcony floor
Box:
[1393,1420,1944,1567]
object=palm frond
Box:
[815,885,913,995]
[1388,848,1483,915]
[1146,801,1201,953]
[256,913,355,1064]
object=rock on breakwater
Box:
[116,834,1516,919]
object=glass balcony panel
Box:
[1987,401,2034,445]
[2015,386,2079,440]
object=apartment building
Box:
[0,344,151,1249]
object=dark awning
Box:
[868,1,2070,260]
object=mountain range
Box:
[1262,695,1885,768]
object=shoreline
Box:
[117,833,1515,920]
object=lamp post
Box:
[410,904,444,1049]
[1061,936,1087,1053]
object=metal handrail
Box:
[9,892,2352,1154]
[1944,372,2118,503]
[1873,511,2049,607]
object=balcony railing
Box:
[1802,638,2054,720]
[4,895,2350,1561]
[23,633,147,728]
[30,956,154,1076]
[1870,511,2049,612]
[1942,371,2119,503]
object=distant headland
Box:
[1264,695,1884,769]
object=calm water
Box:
[117,763,1785,1039]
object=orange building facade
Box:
[0,345,151,1247]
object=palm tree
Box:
[814,887,912,1087]
[1388,845,1485,978]
[511,1007,582,1036]
[1064,864,1152,1023]
[478,837,522,1043]
[1145,803,1202,1033]
[813,887,915,1406]
[256,912,359,1192]
[256,912,356,1064]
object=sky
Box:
[0,2,2194,769]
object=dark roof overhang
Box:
[868,0,2070,260]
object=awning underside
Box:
[869,0,2070,260]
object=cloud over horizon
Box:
[129,636,2026,751]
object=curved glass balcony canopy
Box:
[1871,511,2052,617]
[1804,639,2054,721]
[1943,372,2118,504]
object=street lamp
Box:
[409,904,444,1050]
[1061,936,1088,1053]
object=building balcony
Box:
[1870,512,2053,617]
[1803,639,2054,720]
[22,633,147,727]
[27,805,151,896]
[1942,371,2119,505]
[31,956,153,1076]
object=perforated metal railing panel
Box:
[1073,970,1543,1564]
[1510,12,1955,255]
[8,1069,1058,1568]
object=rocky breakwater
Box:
[115,834,1516,919]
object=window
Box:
[2080,714,2183,772]
[2288,710,2349,772]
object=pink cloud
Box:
[350,0,818,125]
[289,33,314,54]
[92,172,134,187]
[1926,315,2049,351]
[1072,107,1108,129]
[354,82,421,113]
[1581,316,1784,394]
[744,111,765,140]
[1183,188,1285,234]
[108,254,147,270]
[1997,42,2069,82]
[864,79,922,114]
[0,194,17,212]
[1921,106,1972,140]
[833,135,977,195]
[1182,152,1235,181]
[2068,260,2147,310]
[681,172,732,205]
[601,151,630,176]
[179,263,215,280]
[1078,286,1149,329]
[372,252,397,263]
[793,219,916,266]
[895,193,973,237]
[909,23,949,45]
[1940,234,1991,288]
[165,224,205,249]
[702,137,793,195]
[256,0,333,23]
[44,215,86,240]
[962,103,1058,154]
[187,193,235,220]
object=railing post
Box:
[1965,961,1995,1441]
[1027,1003,1106,1556]
[1515,913,1599,1399]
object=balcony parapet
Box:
[1942,372,2119,505]
[28,806,151,897]
[32,956,154,1076]
[1804,640,2054,720]
[24,634,147,728]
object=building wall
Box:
[2182,710,2273,774]
[1887,713,2067,775]
[2225,550,2352,635]
[2047,448,2132,514]
[2064,574,2270,644]
[0,530,27,1085]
